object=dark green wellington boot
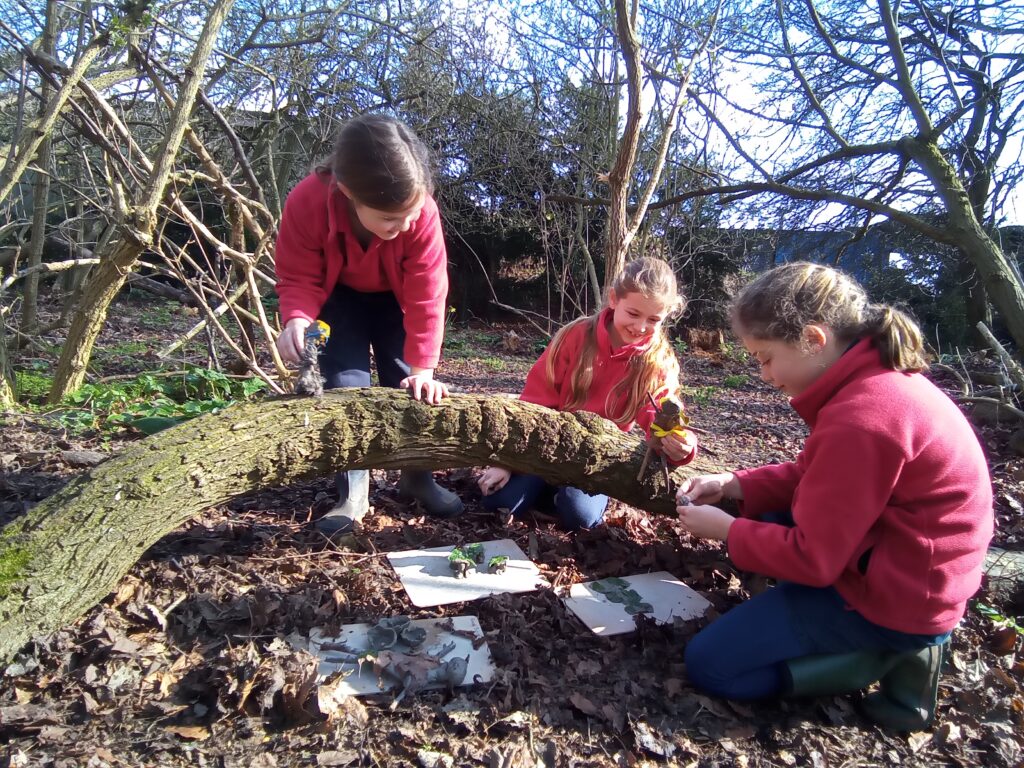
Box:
[861,643,945,731]
[315,470,370,536]
[398,470,464,518]
[785,650,900,698]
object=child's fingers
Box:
[399,377,419,399]
[430,381,450,404]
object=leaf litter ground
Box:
[1,301,1023,767]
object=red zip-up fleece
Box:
[520,308,695,465]
[728,338,993,635]
[274,171,449,369]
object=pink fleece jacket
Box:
[728,339,994,634]
[274,172,449,369]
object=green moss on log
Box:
[0,534,32,599]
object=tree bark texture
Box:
[0,308,15,408]
[604,0,644,291]
[0,389,720,663]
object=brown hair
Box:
[321,114,433,211]
[731,261,928,372]
[544,257,684,426]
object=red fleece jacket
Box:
[520,308,694,464]
[728,339,993,635]
[274,172,449,369]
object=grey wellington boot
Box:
[315,470,370,535]
[398,469,464,518]
[785,650,900,698]
[861,643,945,731]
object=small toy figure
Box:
[448,548,475,578]
[488,555,508,574]
[637,393,690,487]
[293,320,331,396]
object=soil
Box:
[1,295,1023,768]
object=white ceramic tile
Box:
[386,539,547,607]
[563,571,712,636]
[310,615,493,696]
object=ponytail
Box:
[733,262,929,373]
[866,304,928,372]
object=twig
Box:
[157,280,249,358]
[930,362,970,398]
[959,396,1024,422]
[0,258,100,291]
[976,322,1024,397]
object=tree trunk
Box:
[959,257,991,348]
[901,137,1024,350]
[0,309,15,408]
[604,0,644,291]
[21,0,58,334]
[47,0,236,402]
[0,389,720,663]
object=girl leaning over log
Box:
[274,114,462,535]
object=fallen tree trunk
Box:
[0,388,720,663]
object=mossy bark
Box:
[0,389,722,662]
[0,307,15,408]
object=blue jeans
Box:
[684,582,950,700]
[317,283,408,389]
[480,473,608,531]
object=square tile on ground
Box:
[387,539,547,607]
[563,571,712,636]
[309,616,494,696]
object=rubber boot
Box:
[315,470,370,535]
[398,470,464,518]
[785,650,900,698]
[861,643,945,731]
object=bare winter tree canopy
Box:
[0,0,1022,392]
[679,0,1024,345]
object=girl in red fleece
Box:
[274,114,462,535]
[677,262,993,730]
[478,257,697,530]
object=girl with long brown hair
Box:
[274,114,462,535]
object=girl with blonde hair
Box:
[478,257,698,530]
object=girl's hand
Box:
[660,431,698,463]
[478,467,511,495]
[677,503,735,542]
[400,368,450,404]
[277,318,311,365]
[676,472,740,506]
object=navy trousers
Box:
[317,283,409,389]
[684,581,950,700]
[480,473,608,531]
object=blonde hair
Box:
[544,257,684,426]
[731,262,928,372]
